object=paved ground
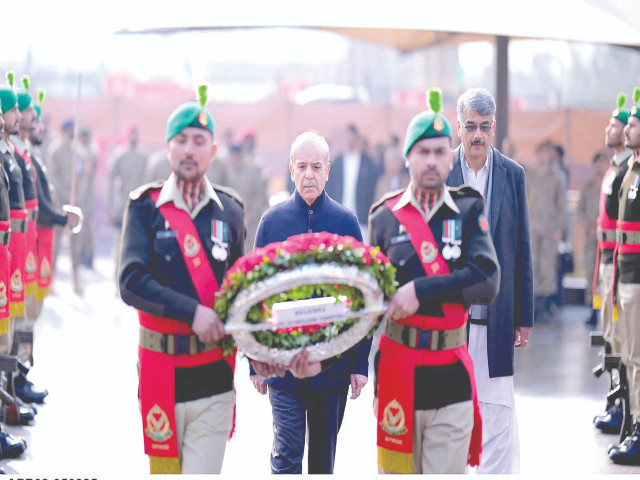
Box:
[1,250,639,478]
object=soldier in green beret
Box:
[0,73,30,458]
[369,88,499,473]
[591,94,633,438]
[609,88,640,466]
[118,86,246,474]
[10,76,50,408]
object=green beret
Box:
[403,87,452,157]
[631,87,640,120]
[0,71,17,114]
[612,93,631,124]
[165,85,214,142]
[34,89,46,117]
[16,75,33,111]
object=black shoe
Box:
[586,309,598,325]
[0,425,26,459]
[14,374,47,404]
[610,424,640,465]
[595,400,624,434]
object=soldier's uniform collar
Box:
[10,135,29,157]
[392,182,460,223]
[155,173,223,219]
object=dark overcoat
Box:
[447,145,534,377]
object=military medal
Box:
[212,219,229,262]
[442,218,462,261]
[629,175,639,200]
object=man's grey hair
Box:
[457,87,496,121]
[289,131,331,165]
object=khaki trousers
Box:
[532,232,558,296]
[381,400,473,474]
[600,263,626,359]
[174,390,235,474]
[0,318,16,356]
[619,282,640,421]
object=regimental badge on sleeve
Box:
[478,213,490,235]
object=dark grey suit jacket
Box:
[325,152,378,224]
[447,145,534,377]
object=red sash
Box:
[36,227,55,301]
[376,195,481,473]
[14,148,39,296]
[138,190,236,463]
[24,215,38,296]
[0,220,10,327]
[9,209,27,318]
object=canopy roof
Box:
[117,0,640,50]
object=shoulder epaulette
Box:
[369,188,405,214]
[213,183,245,208]
[129,180,164,201]
[448,185,482,199]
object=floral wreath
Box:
[214,232,397,357]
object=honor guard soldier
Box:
[0,74,30,458]
[29,91,80,312]
[118,86,245,474]
[368,88,500,474]
[592,94,632,436]
[609,87,640,466]
[10,76,50,409]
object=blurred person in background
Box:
[373,146,409,202]
[214,142,267,251]
[325,123,378,236]
[77,126,98,269]
[578,150,609,325]
[526,142,565,322]
[549,142,571,306]
[47,119,83,294]
[108,121,147,289]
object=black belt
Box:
[0,230,9,245]
[139,326,218,356]
[469,318,487,326]
[27,209,37,221]
[384,319,467,350]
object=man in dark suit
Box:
[446,87,534,474]
[325,124,379,233]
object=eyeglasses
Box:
[463,123,493,134]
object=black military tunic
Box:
[119,179,245,403]
[617,159,640,283]
[31,153,67,228]
[369,185,500,410]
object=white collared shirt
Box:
[342,150,360,215]
[155,173,223,220]
[463,157,489,196]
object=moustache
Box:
[302,179,317,187]
[471,140,485,146]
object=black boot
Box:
[14,373,47,404]
[0,424,27,459]
[595,397,624,434]
[610,422,640,465]
[608,364,632,453]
